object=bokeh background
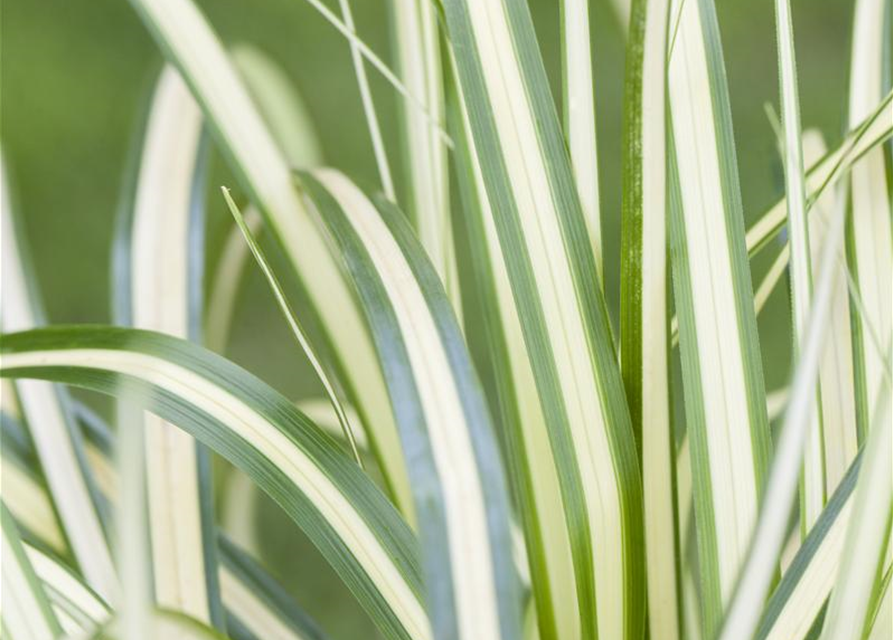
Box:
[1,0,855,637]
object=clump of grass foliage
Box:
[1,0,891,639]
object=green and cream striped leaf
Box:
[441,1,645,637]
[620,1,680,639]
[124,65,220,626]
[1,410,331,640]
[866,567,892,640]
[802,131,859,500]
[718,130,857,640]
[754,452,862,640]
[1,502,63,640]
[744,90,892,258]
[0,326,428,640]
[846,0,892,438]
[561,0,603,279]
[24,543,111,637]
[0,155,118,603]
[773,0,825,535]
[125,0,413,521]
[390,0,461,314]
[669,97,893,351]
[300,169,522,640]
[448,72,577,640]
[666,0,771,631]
[820,389,892,640]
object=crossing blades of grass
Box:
[441,1,645,637]
[666,0,771,632]
[1,155,119,603]
[772,0,825,536]
[846,0,892,439]
[126,0,414,521]
[621,1,680,639]
[124,65,222,626]
[389,0,461,315]
[300,169,523,640]
[0,327,429,640]
[1,502,63,640]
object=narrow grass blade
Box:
[666,0,771,631]
[819,389,892,640]
[773,0,825,535]
[301,170,523,640]
[0,326,430,640]
[125,65,221,626]
[562,0,604,278]
[221,187,363,467]
[336,0,395,200]
[442,1,645,637]
[846,0,892,438]
[866,568,892,640]
[717,115,853,640]
[126,0,413,520]
[1,502,63,640]
[0,156,118,602]
[448,69,578,640]
[620,1,680,638]
[802,131,858,498]
[390,0,461,314]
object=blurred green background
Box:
[1,0,854,637]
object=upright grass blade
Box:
[717,117,854,640]
[0,156,118,602]
[448,69,578,640]
[773,0,825,535]
[336,0,395,201]
[441,1,645,637]
[1,502,63,640]
[802,131,858,500]
[389,0,461,314]
[620,1,680,639]
[847,0,892,438]
[125,65,221,626]
[561,0,604,279]
[300,170,523,640]
[0,327,430,640]
[819,388,892,640]
[666,0,771,632]
[125,0,413,521]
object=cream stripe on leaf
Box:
[754,452,862,640]
[441,1,645,638]
[301,170,522,640]
[621,2,680,640]
[390,0,461,315]
[773,0,825,536]
[802,132,858,499]
[0,155,118,603]
[125,0,413,521]
[125,65,221,627]
[666,0,771,633]
[1,413,332,640]
[820,388,892,640]
[0,327,429,640]
[561,0,603,279]
[448,69,579,640]
[1,502,63,640]
[847,0,892,439]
